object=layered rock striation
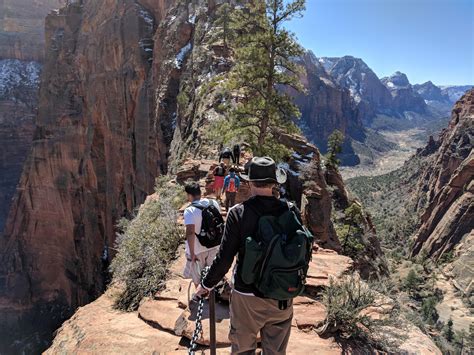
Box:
[0,0,175,351]
[0,0,65,234]
[0,0,65,61]
[411,89,474,260]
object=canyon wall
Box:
[411,89,474,260]
[0,0,65,61]
[0,0,175,351]
[0,0,64,233]
[290,51,364,165]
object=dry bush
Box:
[110,177,185,311]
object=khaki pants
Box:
[183,248,219,285]
[229,291,293,355]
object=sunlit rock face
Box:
[0,0,173,352]
[412,89,474,261]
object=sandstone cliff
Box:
[411,89,474,261]
[0,0,65,234]
[381,71,428,115]
[0,0,65,61]
[0,0,173,351]
[0,60,40,232]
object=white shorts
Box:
[183,247,219,285]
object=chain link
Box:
[188,266,210,355]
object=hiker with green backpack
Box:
[195,157,313,354]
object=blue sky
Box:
[285,0,473,86]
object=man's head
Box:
[241,156,287,197]
[220,162,225,168]
[229,167,236,176]
[250,181,277,196]
[184,181,201,202]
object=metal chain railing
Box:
[188,266,210,355]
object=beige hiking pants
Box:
[229,291,293,355]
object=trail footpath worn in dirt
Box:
[46,158,441,354]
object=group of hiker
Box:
[182,151,313,354]
[213,146,242,211]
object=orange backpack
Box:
[226,177,237,192]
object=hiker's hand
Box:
[186,253,197,262]
[195,284,209,298]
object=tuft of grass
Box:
[110,176,185,311]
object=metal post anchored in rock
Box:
[209,289,217,355]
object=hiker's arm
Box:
[223,176,229,190]
[201,208,240,289]
[185,224,196,261]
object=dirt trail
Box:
[46,158,442,354]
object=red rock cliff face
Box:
[0,0,65,61]
[0,0,177,350]
[0,0,65,234]
[411,89,474,260]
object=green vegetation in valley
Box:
[110,177,185,311]
[346,154,431,253]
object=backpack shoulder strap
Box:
[190,201,205,210]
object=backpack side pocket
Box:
[241,237,263,285]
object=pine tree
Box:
[444,318,455,342]
[326,130,345,169]
[214,3,234,48]
[226,0,306,159]
[404,269,420,294]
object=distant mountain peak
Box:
[382,71,411,89]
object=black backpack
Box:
[192,201,225,248]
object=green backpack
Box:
[241,204,314,300]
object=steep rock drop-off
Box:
[0,60,40,232]
[0,0,65,234]
[0,0,174,351]
[411,90,474,307]
[411,89,473,261]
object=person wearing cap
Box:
[195,157,298,355]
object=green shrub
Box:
[404,269,422,294]
[110,177,185,311]
[318,274,378,338]
[421,296,439,325]
[336,203,366,258]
